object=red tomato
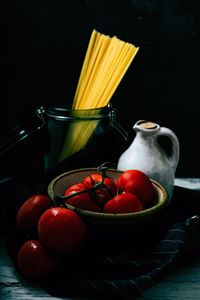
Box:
[83,174,117,206]
[38,207,86,254]
[17,240,59,279]
[16,195,52,235]
[117,170,155,205]
[104,193,143,214]
[64,183,102,212]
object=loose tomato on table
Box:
[16,195,52,235]
[64,183,102,212]
[83,174,117,206]
[38,207,86,254]
[117,170,155,205]
[104,193,143,214]
[17,240,59,279]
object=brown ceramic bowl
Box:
[48,168,169,232]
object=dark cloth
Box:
[44,215,200,300]
[1,172,200,300]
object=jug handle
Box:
[157,127,180,173]
[0,107,45,157]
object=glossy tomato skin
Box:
[64,183,102,212]
[17,240,59,279]
[16,195,52,235]
[104,193,143,214]
[83,174,117,206]
[38,207,86,254]
[117,170,155,205]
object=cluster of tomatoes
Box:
[16,195,86,279]
[16,169,155,279]
[65,169,155,214]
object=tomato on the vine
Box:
[64,183,102,212]
[16,195,52,235]
[17,240,59,279]
[104,193,143,214]
[117,170,155,205]
[38,207,86,254]
[83,174,117,206]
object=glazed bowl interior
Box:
[48,168,169,232]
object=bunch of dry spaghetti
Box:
[59,29,139,161]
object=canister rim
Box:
[43,105,111,121]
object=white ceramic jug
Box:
[117,120,180,201]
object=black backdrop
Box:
[1,0,200,177]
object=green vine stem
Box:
[53,162,114,207]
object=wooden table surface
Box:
[1,178,200,300]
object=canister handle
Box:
[36,106,46,126]
[0,107,45,157]
[110,108,129,142]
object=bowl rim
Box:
[48,168,169,219]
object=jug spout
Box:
[134,120,160,134]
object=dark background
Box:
[1,0,200,178]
